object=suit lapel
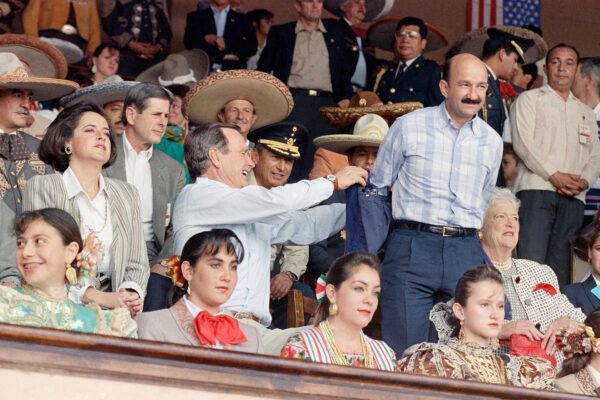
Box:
[149,153,167,244]
[106,180,126,289]
[104,135,127,181]
[583,275,600,310]
[169,299,200,346]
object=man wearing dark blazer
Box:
[563,274,600,315]
[103,83,186,311]
[258,0,353,181]
[375,16,443,107]
[184,0,257,71]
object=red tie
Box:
[351,26,367,39]
[193,311,248,346]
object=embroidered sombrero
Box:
[0,52,78,101]
[0,34,68,79]
[184,69,293,129]
[367,17,448,53]
[319,91,422,128]
[60,79,140,108]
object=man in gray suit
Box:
[104,83,186,311]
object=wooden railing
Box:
[0,322,590,399]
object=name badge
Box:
[579,123,591,144]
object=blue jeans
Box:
[380,228,486,355]
[517,190,584,287]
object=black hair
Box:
[168,229,245,306]
[521,63,538,89]
[247,8,274,24]
[395,16,427,38]
[39,101,117,172]
[482,39,517,61]
[545,43,579,66]
[165,84,190,100]
[313,252,381,325]
[93,43,120,58]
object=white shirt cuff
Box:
[118,281,145,301]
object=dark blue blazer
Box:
[257,19,353,102]
[563,274,600,316]
[478,68,506,136]
[336,18,376,90]
[184,7,256,70]
[375,55,443,107]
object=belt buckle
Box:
[308,89,318,96]
[442,226,452,237]
[233,312,253,320]
[61,24,78,35]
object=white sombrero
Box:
[314,114,389,154]
[184,69,293,129]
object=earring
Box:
[91,64,97,74]
[329,302,338,316]
[65,262,77,285]
[458,320,465,344]
[65,144,72,155]
[186,283,191,295]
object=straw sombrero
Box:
[136,49,210,87]
[314,114,389,154]
[323,0,394,22]
[0,53,78,101]
[0,34,68,79]
[184,70,293,129]
[367,17,448,53]
[60,79,140,108]
[320,91,422,128]
[449,25,547,65]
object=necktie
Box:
[394,63,407,81]
[351,26,366,39]
[193,310,248,346]
[0,133,28,161]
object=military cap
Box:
[248,122,308,160]
[486,27,535,64]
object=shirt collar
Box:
[183,295,223,316]
[399,55,420,70]
[0,128,18,135]
[539,84,578,102]
[483,63,497,81]
[295,19,326,34]
[210,4,230,15]
[594,102,600,120]
[123,132,153,159]
[62,166,108,200]
[438,101,479,135]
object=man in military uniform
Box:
[0,51,78,286]
[375,16,443,107]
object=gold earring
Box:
[329,302,338,316]
[65,262,77,285]
[458,320,465,344]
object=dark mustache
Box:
[15,107,30,115]
[461,98,481,105]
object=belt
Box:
[232,311,260,322]
[392,220,478,237]
[290,88,333,97]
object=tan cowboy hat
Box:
[323,0,394,22]
[367,17,448,53]
[0,53,78,101]
[136,49,210,87]
[320,91,422,128]
[0,34,68,79]
[449,25,547,65]
[314,114,389,154]
[184,70,294,129]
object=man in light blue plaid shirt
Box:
[370,53,503,354]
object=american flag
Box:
[467,0,541,31]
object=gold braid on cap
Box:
[258,138,300,158]
[510,40,524,59]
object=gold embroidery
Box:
[28,153,46,174]
[172,299,199,345]
[575,367,598,395]
[0,164,8,200]
[14,159,24,176]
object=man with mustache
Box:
[370,53,503,354]
[511,44,600,287]
[0,51,78,287]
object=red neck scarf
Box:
[351,26,367,39]
[193,311,247,346]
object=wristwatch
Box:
[326,174,338,191]
[281,270,298,282]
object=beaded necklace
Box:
[491,258,514,271]
[22,284,74,330]
[320,319,374,368]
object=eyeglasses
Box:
[395,30,420,40]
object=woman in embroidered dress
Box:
[555,309,600,395]
[136,229,263,353]
[399,264,555,389]
[0,208,137,337]
[23,101,149,317]
[480,187,585,364]
[280,252,399,371]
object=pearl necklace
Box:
[492,258,513,271]
[320,319,374,368]
[80,194,109,234]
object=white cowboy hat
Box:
[136,49,210,87]
[313,114,389,154]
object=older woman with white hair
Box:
[480,187,586,361]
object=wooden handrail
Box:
[0,322,588,399]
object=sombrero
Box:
[0,34,68,79]
[320,91,422,128]
[136,49,210,87]
[449,25,547,65]
[367,17,448,53]
[0,52,78,101]
[323,0,394,22]
[184,69,293,129]
[60,79,140,108]
[314,114,389,154]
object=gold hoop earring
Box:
[458,320,465,344]
[65,262,77,285]
[329,303,338,316]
